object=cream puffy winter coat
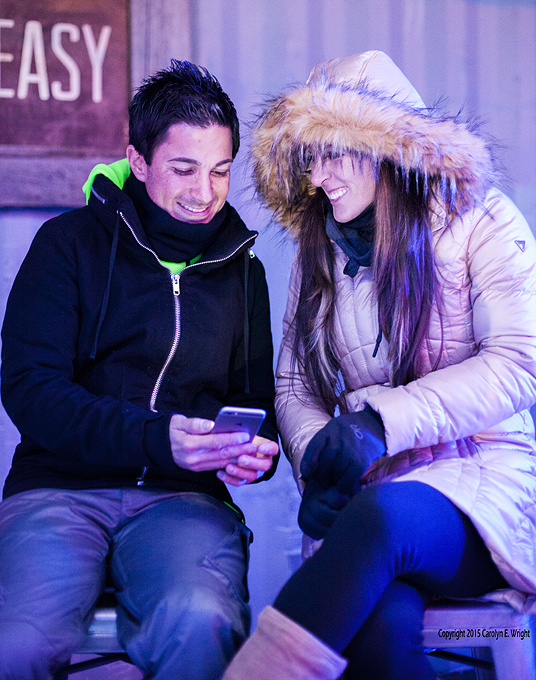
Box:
[253,52,536,606]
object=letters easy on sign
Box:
[0,0,128,155]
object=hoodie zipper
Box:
[118,210,179,486]
[147,241,256,409]
[149,275,180,412]
[117,210,255,483]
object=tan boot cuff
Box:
[259,606,347,677]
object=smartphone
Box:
[211,406,266,442]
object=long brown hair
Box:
[291,159,441,415]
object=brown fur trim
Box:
[251,82,500,234]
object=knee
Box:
[126,583,250,646]
[344,582,434,679]
[161,583,250,639]
[122,584,250,672]
[329,482,435,550]
[346,580,429,657]
[324,485,399,556]
[367,588,426,649]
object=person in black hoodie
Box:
[0,60,279,680]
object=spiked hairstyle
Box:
[129,59,240,164]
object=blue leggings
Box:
[274,481,507,680]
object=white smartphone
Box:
[211,406,266,442]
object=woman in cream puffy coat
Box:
[223,52,536,680]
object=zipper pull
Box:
[171,273,181,295]
[136,466,148,486]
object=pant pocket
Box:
[202,522,253,604]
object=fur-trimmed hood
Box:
[251,51,500,234]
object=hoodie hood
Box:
[251,51,500,235]
[83,158,132,203]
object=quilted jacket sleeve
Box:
[366,190,536,456]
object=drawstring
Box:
[372,329,382,358]
[372,307,382,358]
[90,214,120,360]
[243,250,251,393]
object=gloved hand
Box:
[298,406,386,539]
[298,481,350,540]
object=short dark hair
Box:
[129,59,240,164]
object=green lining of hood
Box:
[161,253,203,274]
[83,159,203,272]
[83,158,131,204]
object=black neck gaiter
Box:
[124,173,227,262]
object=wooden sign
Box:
[0,0,128,156]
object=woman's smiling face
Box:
[310,154,376,223]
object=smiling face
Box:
[127,123,233,224]
[310,154,376,223]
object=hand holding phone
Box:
[212,407,278,487]
[169,408,275,487]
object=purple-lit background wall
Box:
[1,1,535,673]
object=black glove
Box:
[298,406,386,539]
[298,481,350,540]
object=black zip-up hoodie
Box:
[1,173,277,502]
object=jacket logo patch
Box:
[515,240,526,252]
